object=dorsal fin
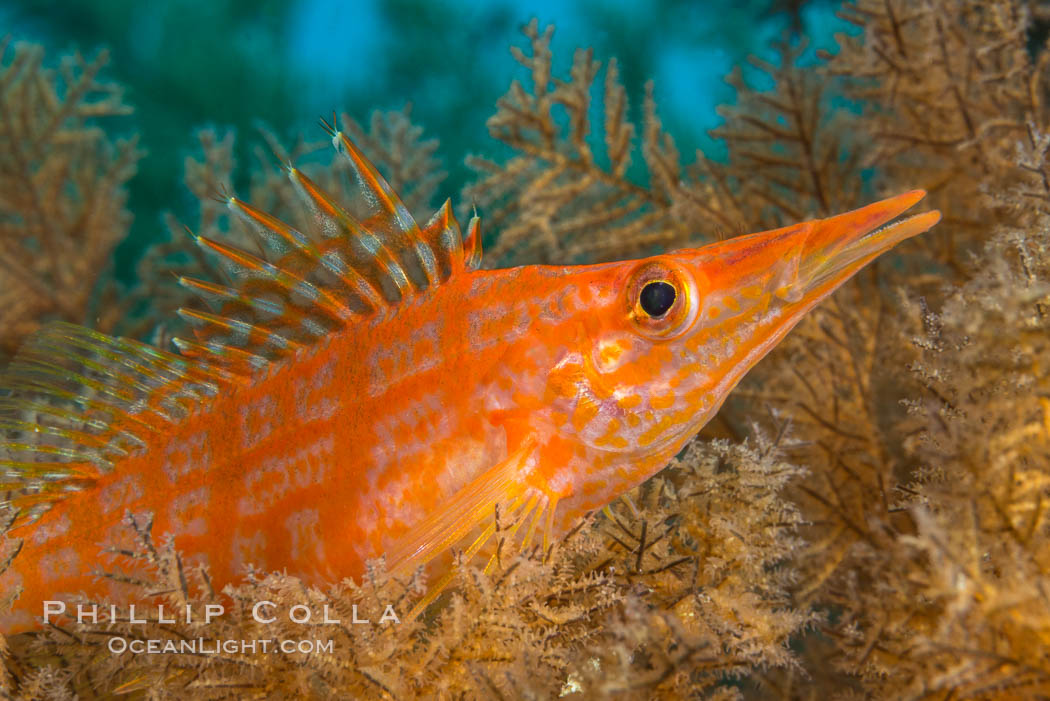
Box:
[177,123,482,373]
[0,322,231,523]
[463,212,483,271]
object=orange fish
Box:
[0,125,940,632]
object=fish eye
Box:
[627,259,700,340]
[639,281,676,318]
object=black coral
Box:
[0,39,140,358]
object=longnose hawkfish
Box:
[0,123,941,632]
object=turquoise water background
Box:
[3,0,847,276]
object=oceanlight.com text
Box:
[107,637,335,655]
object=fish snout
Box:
[680,190,941,312]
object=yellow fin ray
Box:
[0,323,229,522]
[385,440,535,580]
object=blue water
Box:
[285,0,845,148]
[2,0,850,274]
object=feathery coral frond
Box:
[466,19,715,265]
[0,40,141,358]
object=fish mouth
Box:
[661,190,940,439]
[783,190,941,303]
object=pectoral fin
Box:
[384,439,537,580]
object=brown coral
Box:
[0,39,140,359]
[466,19,714,266]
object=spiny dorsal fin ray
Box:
[178,232,352,370]
[322,120,439,289]
[463,214,483,271]
[177,307,306,358]
[0,322,230,523]
[193,234,355,323]
[286,167,416,302]
[176,126,481,372]
[419,199,463,281]
[172,338,270,378]
[226,195,387,313]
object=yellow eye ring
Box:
[626,259,700,340]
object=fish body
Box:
[0,129,941,632]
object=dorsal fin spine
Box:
[463,215,483,270]
[194,235,354,322]
[177,308,303,355]
[332,131,414,233]
[177,276,330,350]
[227,195,386,313]
[179,276,284,318]
[329,131,441,290]
[417,199,465,283]
[228,195,313,249]
[171,130,483,380]
[368,237,413,297]
[437,200,462,253]
[172,337,269,377]
[288,168,415,298]
[317,247,386,311]
[414,240,440,286]
[287,167,355,238]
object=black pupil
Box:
[639,281,676,317]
